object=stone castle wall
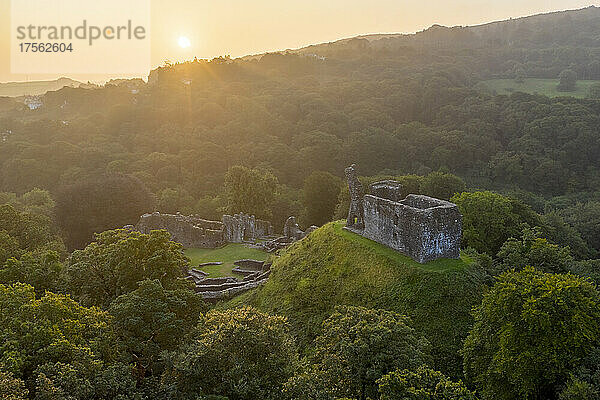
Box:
[134,212,273,248]
[136,212,226,248]
[222,213,273,243]
[362,194,462,263]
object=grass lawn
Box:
[185,244,269,278]
[478,78,599,98]
[332,221,470,272]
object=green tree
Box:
[378,366,477,400]
[271,185,304,234]
[420,171,466,201]
[157,187,195,214]
[0,283,117,398]
[495,227,573,274]
[586,82,600,99]
[20,188,55,218]
[559,378,597,400]
[0,371,28,400]
[0,192,19,209]
[224,166,278,220]
[558,347,600,400]
[570,259,600,286]
[463,267,600,400]
[0,231,20,266]
[541,212,596,260]
[109,279,205,383]
[558,201,600,253]
[55,174,155,250]
[302,171,342,227]
[285,306,430,400]
[171,306,298,400]
[0,204,65,259]
[32,361,140,400]
[451,191,540,255]
[0,251,63,295]
[557,69,578,92]
[65,229,189,308]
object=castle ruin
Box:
[133,212,273,248]
[345,165,462,263]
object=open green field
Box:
[185,244,269,278]
[478,78,599,98]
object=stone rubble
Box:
[187,260,272,302]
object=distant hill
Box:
[228,6,600,84]
[234,222,485,378]
[0,77,82,97]
[292,5,600,56]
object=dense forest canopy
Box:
[0,10,599,219]
[2,8,600,249]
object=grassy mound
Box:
[185,244,268,278]
[242,222,485,378]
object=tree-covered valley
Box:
[1,5,600,400]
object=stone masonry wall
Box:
[136,212,226,248]
[135,211,274,248]
[362,194,462,263]
[222,213,273,243]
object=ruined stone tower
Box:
[345,164,365,230]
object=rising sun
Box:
[178,36,191,49]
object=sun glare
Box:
[178,36,191,49]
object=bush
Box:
[451,191,541,255]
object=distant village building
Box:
[24,96,43,110]
[1,129,11,142]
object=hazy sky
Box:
[0,0,598,82]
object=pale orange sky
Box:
[0,0,598,82]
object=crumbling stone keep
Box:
[344,165,462,263]
[258,216,318,253]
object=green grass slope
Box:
[185,244,268,278]
[479,78,598,98]
[245,222,485,378]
